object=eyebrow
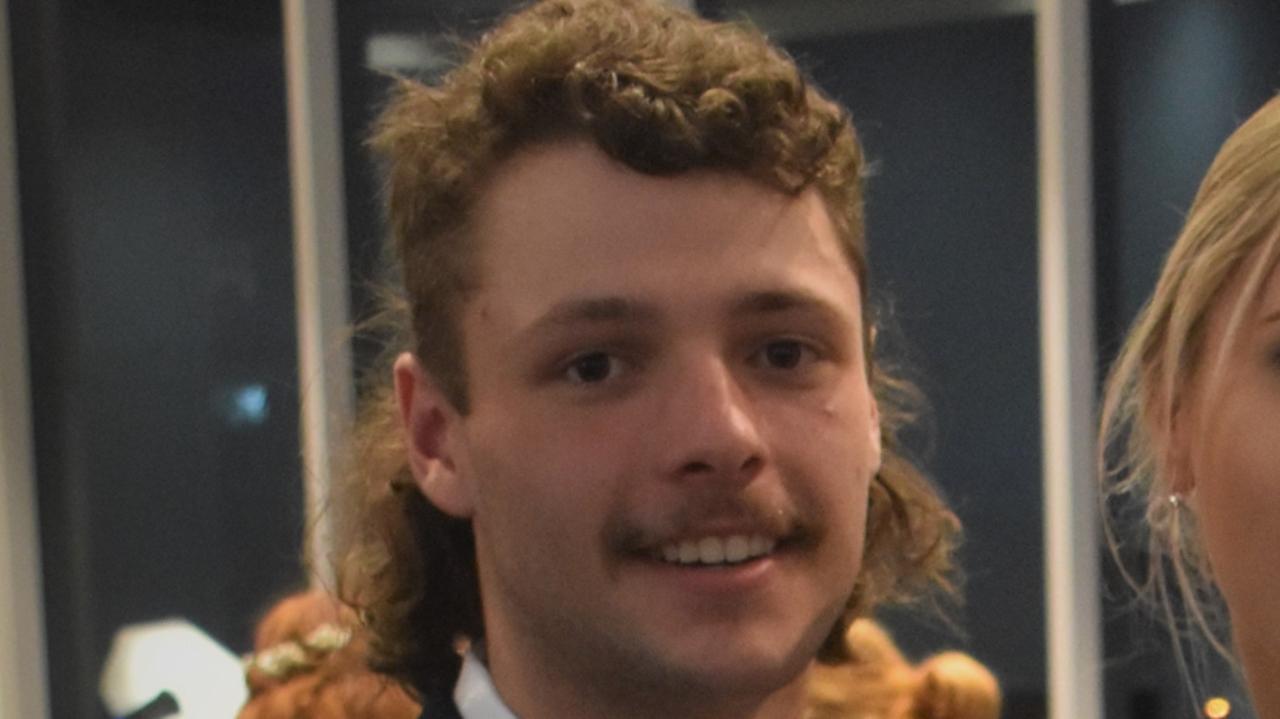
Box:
[517,288,853,342]
[729,289,853,327]
[525,296,662,333]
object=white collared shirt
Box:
[454,648,519,719]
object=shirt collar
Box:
[454,647,519,719]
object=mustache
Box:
[605,493,820,554]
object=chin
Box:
[647,626,825,693]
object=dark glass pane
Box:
[13,2,304,715]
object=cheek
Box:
[466,439,599,592]
[465,409,634,535]
[1191,400,1280,605]
[767,392,876,518]
[774,385,878,469]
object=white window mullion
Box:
[283,0,353,590]
[1036,0,1103,716]
[0,0,52,714]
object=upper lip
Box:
[652,521,784,545]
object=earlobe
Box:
[392,352,476,518]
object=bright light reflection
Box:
[1204,697,1231,718]
[228,383,269,426]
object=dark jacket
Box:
[419,691,463,719]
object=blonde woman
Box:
[1101,94,1280,716]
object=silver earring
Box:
[1168,493,1183,509]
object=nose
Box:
[655,354,766,485]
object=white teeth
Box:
[698,537,725,563]
[657,534,777,566]
[724,535,750,563]
[678,541,700,564]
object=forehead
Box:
[465,141,862,320]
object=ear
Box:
[868,396,883,475]
[393,352,475,518]
[1142,374,1196,498]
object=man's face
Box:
[399,140,881,712]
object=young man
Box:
[337,2,959,717]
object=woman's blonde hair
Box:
[1099,94,1280,668]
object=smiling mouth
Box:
[648,534,779,567]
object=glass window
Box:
[13,2,304,715]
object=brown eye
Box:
[761,340,806,370]
[565,352,618,384]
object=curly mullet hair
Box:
[334,0,961,701]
